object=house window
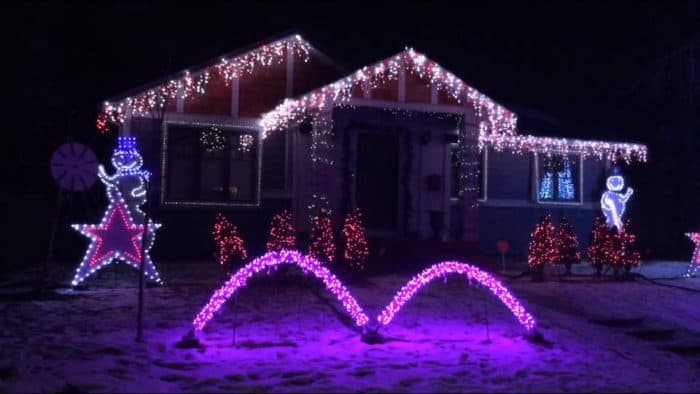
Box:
[162,121,261,206]
[450,147,486,200]
[535,153,581,203]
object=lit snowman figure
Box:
[600,171,633,230]
[98,136,152,222]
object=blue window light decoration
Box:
[557,157,575,201]
[600,166,633,230]
[538,161,555,200]
[72,136,162,286]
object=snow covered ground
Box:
[1,258,699,393]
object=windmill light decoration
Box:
[50,142,99,192]
[71,136,162,285]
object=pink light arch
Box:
[193,250,370,332]
[376,262,537,332]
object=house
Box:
[97,32,647,261]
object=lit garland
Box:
[192,250,370,332]
[212,213,248,268]
[376,261,537,332]
[482,133,648,164]
[342,208,369,270]
[310,115,334,166]
[261,48,518,137]
[555,217,581,273]
[308,115,335,221]
[73,136,161,286]
[200,126,226,153]
[527,215,557,270]
[307,193,331,223]
[266,210,297,252]
[454,118,481,199]
[97,35,312,133]
[309,209,336,264]
[238,134,254,153]
[685,232,700,277]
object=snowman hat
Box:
[116,136,139,154]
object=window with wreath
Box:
[536,153,580,203]
[164,123,260,205]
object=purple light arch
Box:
[193,250,370,332]
[192,252,537,334]
[377,262,537,332]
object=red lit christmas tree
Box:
[528,215,557,280]
[212,213,248,272]
[309,209,336,264]
[556,217,581,275]
[587,216,614,275]
[266,210,297,252]
[342,208,369,271]
[615,219,641,275]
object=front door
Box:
[356,132,400,233]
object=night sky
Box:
[4,1,700,262]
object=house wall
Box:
[477,147,608,258]
[297,106,479,239]
[117,47,338,259]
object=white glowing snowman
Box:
[600,174,633,230]
[97,136,152,223]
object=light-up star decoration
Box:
[685,232,700,278]
[600,169,633,230]
[72,197,161,285]
[71,136,162,286]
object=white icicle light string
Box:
[481,132,648,163]
[261,48,518,138]
[97,35,311,133]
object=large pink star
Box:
[686,232,700,277]
[72,200,162,285]
[83,203,144,266]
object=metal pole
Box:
[43,189,63,290]
[136,181,151,342]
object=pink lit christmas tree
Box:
[309,209,336,264]
[342,208,369,271]
[587,216,614,275]
[212,213,248,272]
[527,215,557,280]
[615,219,641,275]
[266,210,297,252]
[555,217,581,275]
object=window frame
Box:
[160,117,263,207]
[533,152,584,206]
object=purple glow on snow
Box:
[193,250,370,332]
[377,262,537,332]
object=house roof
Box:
[260,47,519,136]
[96,31,340,133]
[97,33,647,163]
[260,48,646,162]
